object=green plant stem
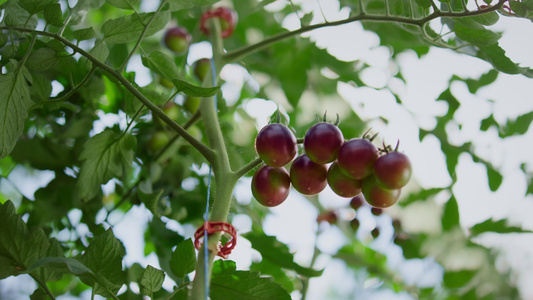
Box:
[0,26,215,164]
[189,18,238,300]
[301,228,321,300]
[222,0,507,63]
[118,0,168,73]
[233,157,263,179]
[31,275,56,300]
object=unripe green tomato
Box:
[163,27,191,54]
[184,96,201,114]
[148,131,170,153]
[193,58,211,82]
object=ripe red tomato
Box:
[251,165,291,207]
[163,27,191,54]
[374,151,412,189]
[337,138,379,179]
[349,194,365,210]
[327,161,362,198]
[255,123,297,167]
[200,7,237,38]
[361,175,401,208]
[290,154,328,195]
[304,122,344,164]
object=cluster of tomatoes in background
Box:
[252,116,412,210]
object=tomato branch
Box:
[117,0,168,73]
[222,0,507,63]
[0,26,216,165]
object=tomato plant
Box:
[289,154,328,195]
[0,0,531,299]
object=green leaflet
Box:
[0,62,32,159]
[77,129,137,200]
[102,10,170,44]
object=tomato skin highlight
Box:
[327,161,362,198]
[255,123,297,167]
[290,154,328,195]
[304,122,344,164]
[374,151,412,189]
[251,165,291,207]
[362,175,401,208]
[337,138,379,179]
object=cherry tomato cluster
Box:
[251,119,412,209]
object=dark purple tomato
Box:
[350,217,360,231]
[374,151,412,189]
[163,27,191,54]
[327,161,362,198]
[304,122,344,164]
[337,138,379,179]
[349,194,365,210]
[361,175,401,208]
[290,154,328,195]
[317,210,337,224]
[255,123,297,167]
[251,165,291,207]
[370,207,383,216]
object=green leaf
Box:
[77,130,137,200]
[485,164,503,191]
[414,0,432,8]
[454,23,501,47]
[138,180,165,218]
[140,265,165,295]
[1,2,38,28]
[442,195,460,231]
[443,270,477,289]
[0,200,27,279]
[43,3,63,26]
[169,239,196,277]
[469,218,532,236]
[0,32,7,47]
[211,260,291,300]
[499,111,533,137]
[141,51,180,81]
[463,69,499,93]
[79,229,126,297]
[28,257,93,276]
[73,27,96,42]
[167,0,218,11]
[171,79,220,97]
[102,10,170,44]
[0,62,32,159]
[467,11,499,26]
[18,0,56,15]
[243,231,323,277]
[477,43,525,74]
[509,1,528,17]
[26,47,59,71]
[0,156,16,177]
[106,0,140,10]
[0,200,63,281]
